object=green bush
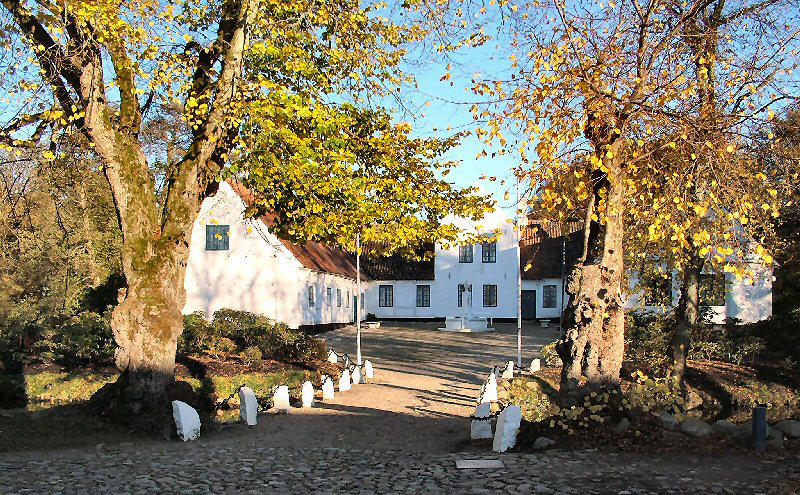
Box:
[34,312,114,366]
[624,311,671,374]
[179,309,326,363]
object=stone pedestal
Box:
[352,366,364,384]
[322,376,335,399]
[238,386,258,426]
[339,370,352,391]
[502,361,514,379]
[172,400,201,441]
[364,360,374,379]
[471,401,493,440]
[327,350,338,364]
[301,381,314,408]
[493,406,522,453]
[272,385,291,412]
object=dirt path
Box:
[234,322,558,453]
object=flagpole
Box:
[516,180,522,369]
[356,232,362,366]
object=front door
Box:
[353,295,358,322]
[522,290,537,319]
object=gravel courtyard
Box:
[1,322,798,494]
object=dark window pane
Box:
[542,284,557,308]
[700,273,726,306]
[416,285,430,307]
[459,244,473,263]
[483,284,498,307]
[481,242,496,263]
[205,225,230,250]
[379,285,393,307]
[643,275,672,306]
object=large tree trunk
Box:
[670,255,702,384]
[90,130,200,434]
[557,137,626,397]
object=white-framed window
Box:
[327,287,332,306]
[337,288,342,307]
[361,291,365,309]
[346,290,350,308]
[457,285,464,307]
[543,284,557,308]
[416,285,431,307]
[643,276,671,306]
[205,225,229,250]
[481,242,496,263]
[308,285,315,307]
[459,244,473,263]
[700,273,726,306]
[379,285,393,307]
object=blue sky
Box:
[391,32,523,218]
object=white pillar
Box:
[356,232,362,365]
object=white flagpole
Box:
[356,232,362,365]
[516,180,522,369]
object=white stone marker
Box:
[492,405,522,453]
[471,401,493,440]
[172,400,201,441]
[364,360,374,379]
[502,361,514,379]
[352,365,364,384]
[339,369,352,391]
[530,358,541,373]
[238,386,258,426]
[481,373,498,403]
[327,350,338,364]
[301,381,315,408]
[272,385,291,412]
[322,376,335,399]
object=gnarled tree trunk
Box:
[557,123,627,398]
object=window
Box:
[308,286,315,307]
[483,284,498,307]
[337,288,342,307]
[346,290,350,308]
[327,287,332,306]
[542,284,557,308]
[643,275,672,306]
[379,285,393,307]
[416,285,431,307]
[457,285,464,307]
[361,292,365,309]
[700,273,726,306]
[459,244,473,263]
[481,242,496,263]
[205,225,229,251]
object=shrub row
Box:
[0,308,325,371]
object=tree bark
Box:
[557,132,626,397]
[671,255,702,384]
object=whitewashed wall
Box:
[626,266,772,324]
[183,182,358,328]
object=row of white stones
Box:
[172,351,375,441]
[472,358,542,453]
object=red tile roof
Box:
[227,181,361,280]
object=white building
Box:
[183,181,361,329]
[363,213,568,321]
[183,184,771,328]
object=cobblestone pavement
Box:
[1,442,796,494]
